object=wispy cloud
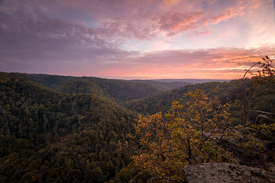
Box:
[0,0,274,79]
[250,3,260,9]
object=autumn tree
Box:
[130,89,238,182]
[129,72,275,182]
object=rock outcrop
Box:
[216,114,275,166]
[183,163,275,183]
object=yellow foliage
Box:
[123,88,272,182]
[130,89,238,182]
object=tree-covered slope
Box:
[0,72,165,104]
[78,77,165,104]
[0,78,138,182]
[125,79,275,124]
[130,79,229,91]
[130,80,191,91]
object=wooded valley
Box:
[0,70,274,182]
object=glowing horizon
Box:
[1,0,275,80]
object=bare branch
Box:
[243,62,261,125]
[243,62,259,80]
[248,110,275,116]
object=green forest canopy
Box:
[0,68,274,182]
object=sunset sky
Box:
[1,0,275,80]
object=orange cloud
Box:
[95,46,275,80]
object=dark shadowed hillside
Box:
[0,77,138,182]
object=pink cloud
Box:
[154,2,245,37]
[249,3,260,9]
[210,5,245,24]
[0,0,247,42]
[158,12,205,36]
[1,0,274,80]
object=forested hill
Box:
[0,72,165,105]
[129,79,229,91]
[125,79,275,124]
[1,72,275,182]
[0,77,139,182]
[130,80,191,91]
[153,78,229,83]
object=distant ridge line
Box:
[135,79,230,84]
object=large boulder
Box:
[183,163,275,183]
